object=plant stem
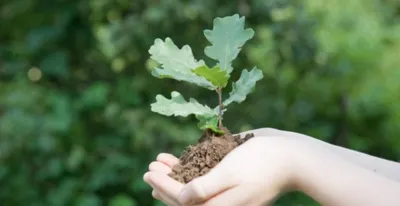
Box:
[217,87,223,127]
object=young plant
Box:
[148,14,263,134]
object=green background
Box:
[1,0,399,205]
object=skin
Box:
[143,128,400,206]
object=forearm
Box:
[310,137,400,182]
[294,140,400,206]
[260,128,400,182]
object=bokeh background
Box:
[1,0,400,205]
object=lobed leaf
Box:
[203,14,254,74]
[196,115,223,134]
[151,91,217,117]
[192,65,230,87]
[149,38,216,90]
[223,67,263,106]
[151,68,216,90]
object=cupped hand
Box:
[144,128,303,206]
[143,153,183,206]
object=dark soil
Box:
[169,127,254,184]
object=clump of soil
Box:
[169,127,254,184]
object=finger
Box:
[149,161,172,174]
[152,190,160,199]
[235,128,283,139]
[147,171,184,201]
[198,186,249,206]
[178,168,236,205]
[143,171,151,183]
[145,172,182,206]
[152,190,180,206]
[233,128,264,139]
[199,184,275,206]
[157,153,180,168]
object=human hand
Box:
[143,128,304,206]
[144,127,400,206]
[143,153,182,206]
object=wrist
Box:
[280,137,308,192]
[287,136,331,194]
[257,135,307,193]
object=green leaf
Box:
[223,67,263,106]
[109,194,137,206]
[204,14,254,74]
[151,68,215,90]
[66,146,85,172]
[193,65,230,87]
[75,194,101,206]
[40,51,69,78]
[196,115,223,134]
[151,91,216,117]
[78,83,110,109]
[149,38,216,90]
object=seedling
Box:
[148,14,263,183]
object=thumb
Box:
[177,168,236,205]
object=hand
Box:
[144,127,400,206]
[144,128,304,206]
[143,153,183,206]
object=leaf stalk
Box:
[217,87,223,127]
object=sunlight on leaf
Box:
[196,115,223,134]
[193,65,230,87]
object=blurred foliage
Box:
[1,0,399,205]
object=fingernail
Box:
[157,153,168,160]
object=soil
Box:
[169,127,254,184]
